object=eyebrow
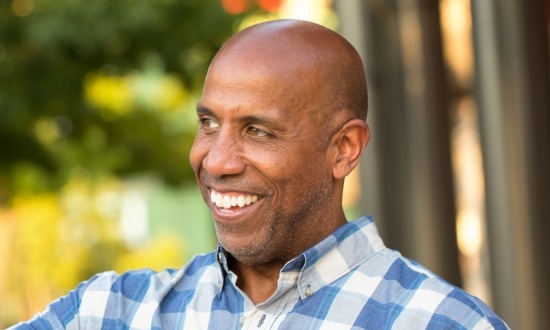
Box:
[196,104,214,116]
[196,103,288,132]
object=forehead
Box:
[199,57,313,122]
[198,27,333,127]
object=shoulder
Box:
[79,252,218,304]
[12,252,219,329]
[347,248,509,329]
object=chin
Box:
[220,239,272,265]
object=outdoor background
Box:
[1,0,548,329]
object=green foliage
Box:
[0,0,246,199]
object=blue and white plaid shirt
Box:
[11,216,509,329]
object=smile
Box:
[210,189,259,209]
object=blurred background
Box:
[0,0,548,328]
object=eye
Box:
[199,118,220,129]
[246,126,269,137]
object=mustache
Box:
[199,170,265,192]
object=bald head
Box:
[192,20,371,266]
[207,19,368,122]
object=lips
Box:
[210,189,259,209]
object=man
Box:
[11,19,509,329]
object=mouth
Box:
[209,188,260,210]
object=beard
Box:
[213,169,336,267]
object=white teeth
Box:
[210,191,216,202]
[223,195,231,208]
[210,190,260,209]
[215,194,223,208]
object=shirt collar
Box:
[293,216,385,300]
[215,245,229,297]
[214,216,385,300]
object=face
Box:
[189,55,339,266]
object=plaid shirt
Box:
[11,216,509,329]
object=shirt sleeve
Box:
[7,272,111,330]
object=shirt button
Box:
[304,284,313,297]
[257,314,266,327]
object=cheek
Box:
[266,151,328,190]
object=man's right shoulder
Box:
[78,251,220,304]
[9,252,219,329]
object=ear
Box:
[332,119,370,180]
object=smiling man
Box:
[11,19,509,329]
[189,19,370,305]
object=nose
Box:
[202,132,246,177]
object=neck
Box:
[229,256,284,305]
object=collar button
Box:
[304,284,313,297]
